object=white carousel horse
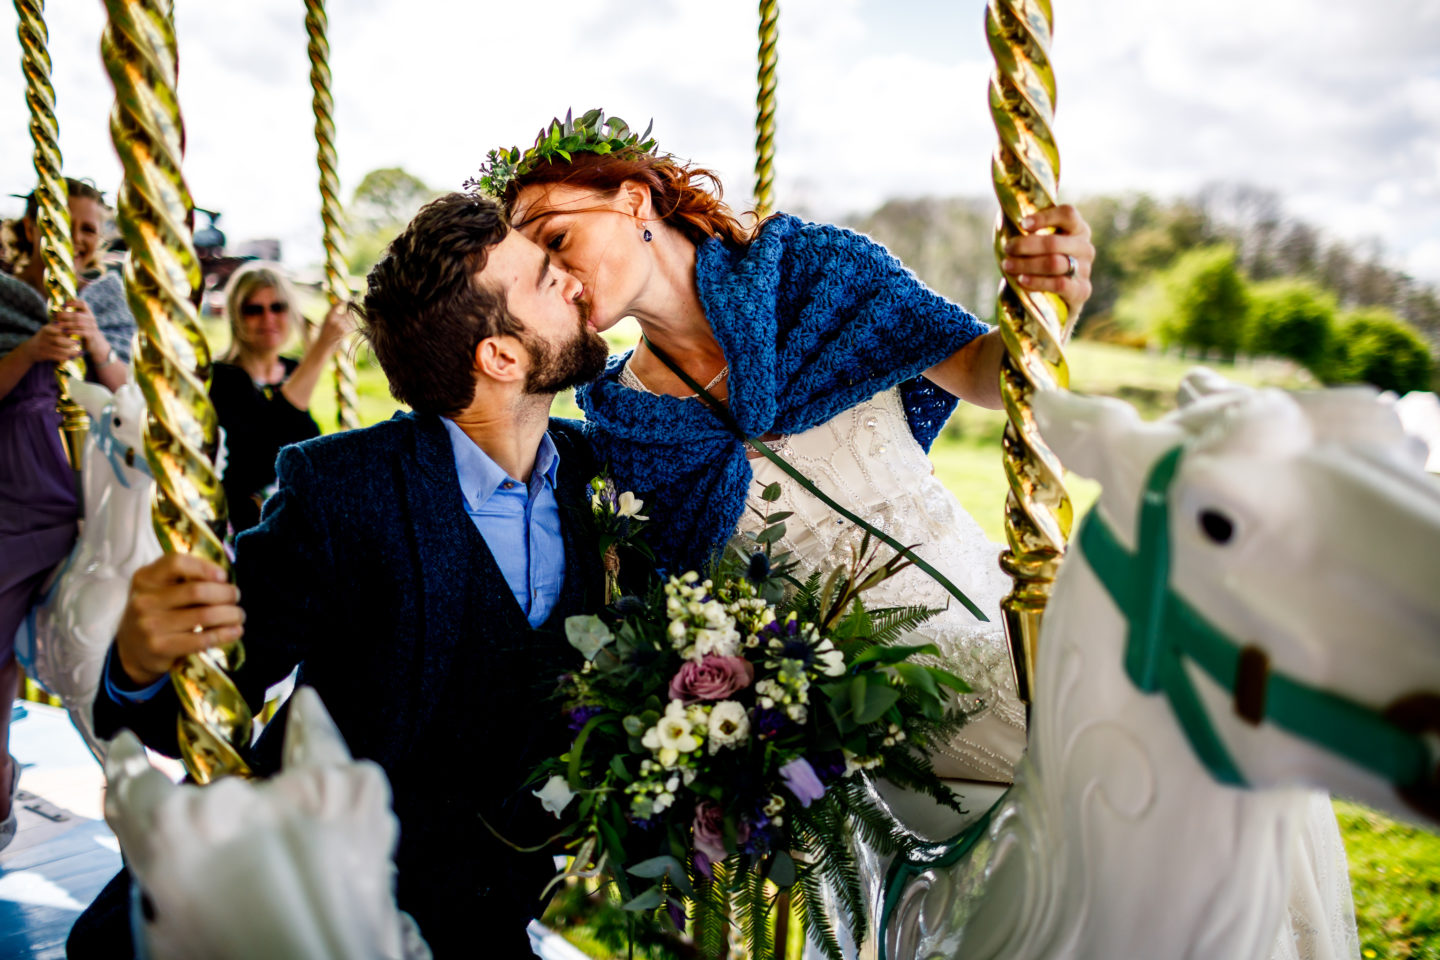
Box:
[880,377,1440,960]
[15,378,163,758]
[104,686,431,960]
[1390,390,1440,473]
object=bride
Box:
[484,110,1088,787]
[481,110,1355,958]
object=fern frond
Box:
[865,605,942,648]
[794,863,845,960]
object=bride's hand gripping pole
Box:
[306,0,359,431]
[987,0,1073,707]
[16,0,88,471]
[102,0,253,783]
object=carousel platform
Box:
[0,701,119,960]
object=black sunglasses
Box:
[241,301,289,317]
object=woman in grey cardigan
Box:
[0,179,135,850]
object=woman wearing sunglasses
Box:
[212,262,351,533]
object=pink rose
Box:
[668,655,755,702]
[692,801,750,878]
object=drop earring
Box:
[643,228,653,242]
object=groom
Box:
[68,193,612,958]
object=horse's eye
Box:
[113,417,121,428]
[1199,509,1234,544]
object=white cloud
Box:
[2,0,1437,282]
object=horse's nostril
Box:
[1200,509,1234,544]
[140,889,157,922]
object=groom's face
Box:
[477,231,609,393]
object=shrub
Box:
[1245,278,1336,374]
[1323,307,1434,393]
[1154,245,1250,360]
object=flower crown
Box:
[466,108,658,201]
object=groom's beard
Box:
[523,301,610,395]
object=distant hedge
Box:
[1323,307,1434,394]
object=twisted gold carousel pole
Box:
[15,0,88,470]
[986,0,1072,707]
[306,0,359,432]
[753,0,778,220]
[102,0,253,783]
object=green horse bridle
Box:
[1078,445,1436,799]
[878,444,1439,960]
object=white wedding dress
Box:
[621,370,1358,959]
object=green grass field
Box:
[261,321,1437,957]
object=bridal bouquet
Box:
[529,478,973,959]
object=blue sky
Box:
[3,0,1438,283]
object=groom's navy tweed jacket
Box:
[85,411,604,957]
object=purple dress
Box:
[0,361,78,662]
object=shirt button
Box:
[503,481,515,489]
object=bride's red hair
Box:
[504,152,755,248]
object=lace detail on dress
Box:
[733,387,1026,783]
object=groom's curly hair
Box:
[357,192,523,416]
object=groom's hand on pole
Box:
[115,554,245,687]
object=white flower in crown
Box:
[533,775,575,818]
[707,701,751,753]
[616,491,648,520]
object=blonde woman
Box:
[212,262,350,533]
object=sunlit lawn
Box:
[264,322,1438,958]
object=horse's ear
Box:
[103,731,180,850]
[67,379,113,421]
[1034,390,1143,482]
[281,686,355,771]
[1176,367,1240,407]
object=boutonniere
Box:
[589,472,654,603]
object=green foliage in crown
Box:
[466,108,658,200]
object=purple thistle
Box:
[566,705,604,733]
[811,750,847,783]
[753,707,790,740]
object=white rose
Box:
[693,626,741,659]
[533,775,575,818]
[707,701,751,754]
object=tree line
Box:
[341,169,1438,394]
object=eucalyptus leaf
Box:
[855,681,901,724]
[851,642,939,668]
[623,887,664,911]
[930,667,973,693]
[754,524,786,545]
[894,662,940,699]
[629,855,684,879]
[761,481,783,502]
[769,850,796,888]
[566,615,614,660]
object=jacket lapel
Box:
[396,413,487,725]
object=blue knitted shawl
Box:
[576,214,989,572]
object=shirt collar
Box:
[441,418,561,511]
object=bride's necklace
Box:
[621,359,729,399]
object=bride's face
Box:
[512,181,651,333]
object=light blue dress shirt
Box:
[104,419,570,705]
[441,418,567,627]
